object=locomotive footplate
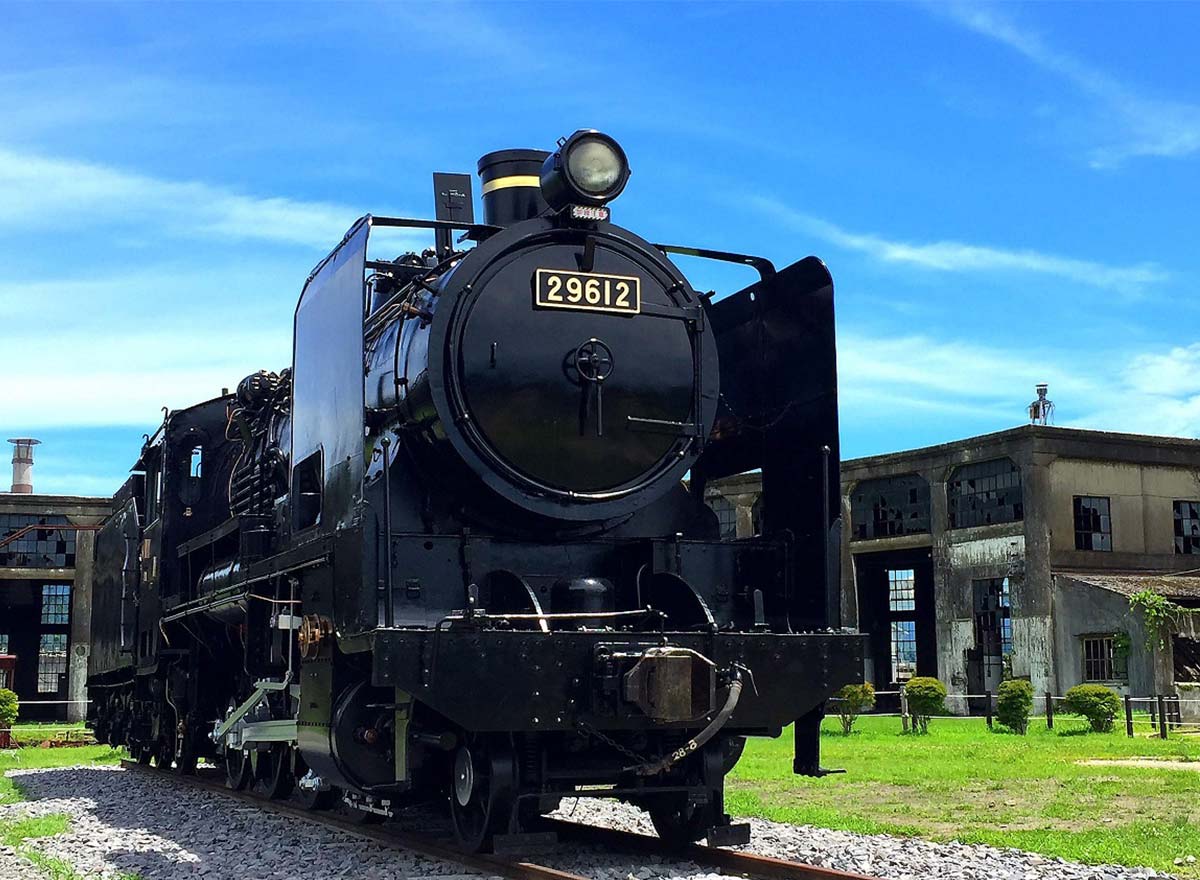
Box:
[370,629,865,734]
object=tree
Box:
[904,677,947,734]
[834,682,876,735]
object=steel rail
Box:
[118,760,878,880]
[119,760,586,880]
[539,818,878,880]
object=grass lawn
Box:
[729,714,1200,876]
[1,744,127,879]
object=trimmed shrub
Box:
[1063,683,1120,732]
[0,688,17,749]
[996,679,1034,734]
[904,677,947,734]
[834,682,876,735]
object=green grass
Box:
[729,714,1200,876]
[1,745,125,805]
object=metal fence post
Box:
[1045,692,1054,730]
[1157,695,1168,740]
[985,690,993,729]
[900,686,910,734]
[1124,695,1134,738]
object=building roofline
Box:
[0,493,111,505]
[843,424,1200,472]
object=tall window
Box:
[888,569,916,611]
[947,458,1023,529]
[1074,496,1112,551]
[850,474,931,540]
[888,569,917,681]
[1081,634,1126,682]
[41,584,71,625]
[37,633,68,693]
[973,577,1013,658]
[709,495,737,540]
[0,634,9,654]
[1174,500,1200,555]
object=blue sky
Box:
[3,1,1199,496]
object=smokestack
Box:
[476,149,550,227]
[8,438,40,494]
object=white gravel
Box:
[0,765,1183,880]
[2,765,489,879]
[550,798,1180,880]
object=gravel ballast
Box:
[0,765,1181,880]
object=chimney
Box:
[8,438,40,494]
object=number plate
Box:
[533,269,641,315]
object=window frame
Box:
[1073,495,1113,551]
[36,632,69,694]
[946,458,1024,530]
[1080,633,1127,683]
[887,568,918,682]
[1174,500,1200,556]
[40,583,71,625]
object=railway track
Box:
[118,760,878,880]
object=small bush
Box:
[996,679,1034,734]
[0,688,17,749]
[904,677,946,734]
[1063,683,1120,732]
[834,682,876,735]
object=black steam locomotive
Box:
[87,131,864,851]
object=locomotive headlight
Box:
[540,130,630,212]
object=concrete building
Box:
[708,425,1200,709]
[0,441,109,721]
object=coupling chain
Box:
[575,720,645,765]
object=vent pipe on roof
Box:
[8,438,40,493]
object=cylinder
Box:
[8,438,39,494]
[477,149,550,227]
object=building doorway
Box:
[967,577,1011,709]
[853,547,937,707]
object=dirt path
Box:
[1080,758,1200,772]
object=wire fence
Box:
[831,689,1200,738]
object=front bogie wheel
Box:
[449,734,517,853]
[648,795,714,848]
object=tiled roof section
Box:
[1058,573,1200,601]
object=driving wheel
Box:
[225,747,252,790]
[261,744,294,800]
[449,734,516,852]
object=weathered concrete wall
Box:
[1052,578,1155,695]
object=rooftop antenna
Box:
[1028,384,1054,426]
[7,438,40,493]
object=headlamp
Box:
[540,130,630,212]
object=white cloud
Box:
[753,197,1167,292]
[0,146,371,249]
[838,330,1200,440]
[938,3,1200,167]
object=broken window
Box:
[1174,500,1200,555]
[973,577,1013,659]
[947,458,1023,529]
[1081,634,1126,682]
[1074,496,1112,551]
[37,633,68,693]
[850,474,931,540]
[0,514,76,568]
[709,495,738,540]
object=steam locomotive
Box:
[87,130,864,851]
